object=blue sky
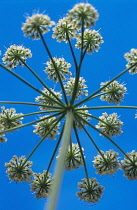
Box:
[0,0,137,210]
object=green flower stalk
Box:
[0,2,137,210]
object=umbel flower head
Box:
[52,17,77,43]
[5,155,33,182]
[57,143,84,171]
[33,115,60,139]
[64,77,88,99]
[2,45,32,69]
[67,3,98,29]
[121,150,137,180]
[75,105,91,129]
[93,149,120,175]
[44,57,72,82]
[76,178,105,203]
[35,88,62,110]
[75,29,104,54]
[0,106,23,130]
[124,49,137,74]
[100,80,127,104]
[96,112,123,137]
[22,13,55,39]
[30,170,53,199]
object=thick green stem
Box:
[47,109,74,210]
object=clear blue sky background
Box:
[0,0,137,210]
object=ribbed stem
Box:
[47,109,74,210]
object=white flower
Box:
[121,150,137,180]
[57,143,84,171]
[124,49,137,74]
[0,106,23,130]
[22,13,55,39]
[76,177,105,203]
[75,29,104,54]
[96,112,123,137]
[35,88,62,110]
[67,3,98,29]
[100,80,127,104]
[33,115,60,139]
[44,57,71,82]
[5,155,33,182]
[64,77,88,99]
[2,45,32,69]
[93,150,120,175]
[75,105,91,129]
[52,17,77,42]
[30,170,53,199]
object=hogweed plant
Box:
[0,2,137,209]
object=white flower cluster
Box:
[33,115,60,139]
[100,80,127,104]
[22,13,55,39]
[121,150,137,180]
[75,29,104,54]
[44,57,71,82]
[5,155,33,182]
[30,170,53,199]
[96,112,123,137]
[64,77,88,99]
[35,88,62,110]
[93,150,120,175]
[75,105,91,129]
[57,143,84,171]
[52,17,77,43]
[124,49,137,74]
[76,178,105,203]
[0,106,23,130]
[2,45,32,69]
[67,3,98,29]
